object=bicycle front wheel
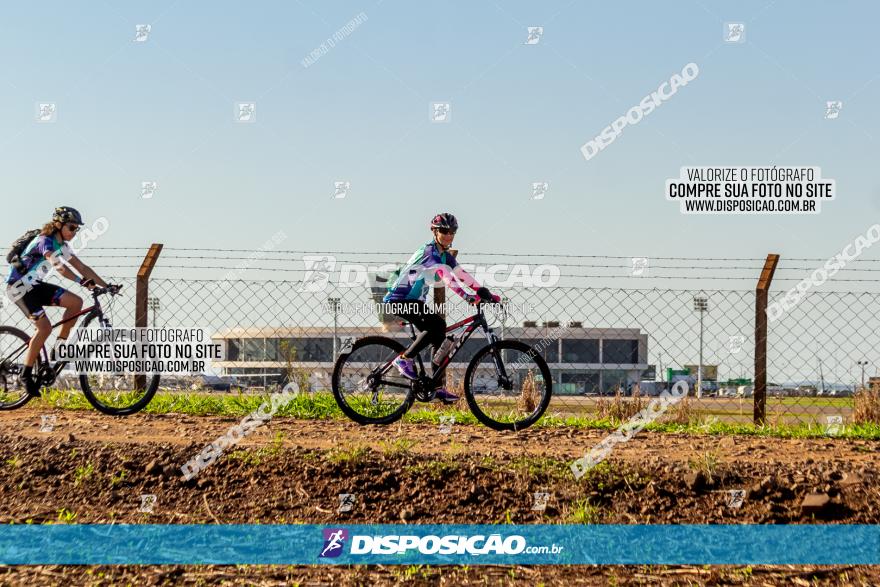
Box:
[77,315,160,416]
[332,336,414,425]
[464,340,553,431]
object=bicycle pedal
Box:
[23,376,42,398]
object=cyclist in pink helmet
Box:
[383,213,500,403]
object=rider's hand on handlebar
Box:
[470,287,502,305]
[107,283,123,295]
[479,287,501,303]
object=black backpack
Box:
[7,229,40,272]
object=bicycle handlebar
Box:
[91,284,123,297]
[475,298,502,306]
[474,286,502,306]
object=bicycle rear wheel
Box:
[332,336,414,425]
[0,326,35,410]
[77,315,160,416]
[464,339,553,431]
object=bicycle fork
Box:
[485,329,512,390]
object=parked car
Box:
[191,374,244,392]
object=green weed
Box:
[405,460,458,479]
[74,462,95,486]
[326,445,371,465]
[56,508,77,523]
[378,437,416,456]
[32,388,880,440]
[569,498,601,524]
[688,450,721,482]
[109,470,127,487]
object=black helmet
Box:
[53,206,84,225]
[430,212,458,231]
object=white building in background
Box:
[211,323,649,395]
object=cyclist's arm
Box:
[450,264,482,291]
[435,265,500,302]
[426,247,473,299]
[65,254,108,287]
[434,265,473,300]
[42,249,81,283]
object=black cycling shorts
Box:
[384,300,447,353]
[6,282,66,321]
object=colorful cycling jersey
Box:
[5,234,67,285]
[383,240,470,302]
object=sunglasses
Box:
[436,227,456,235]
[64,223,81,232]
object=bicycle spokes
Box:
[467,344,550,426]
[80,373,154,409]
[0,329,33,408]
[333,339,414,424]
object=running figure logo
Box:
[141,181,158,199]
[37,103,57,123]
[431,102,451,123]
[724,23,745,43]
[824,101,843,119]
[236,102,256,122]
[531,182,548,200]
[728,335,745,354]
[299,255,336,292]
[333,181,351,199]
[631,257,649,276]
[726,489,745,509]
[319,528,349,558]
[524,26,543,45]
[134,24,151,42]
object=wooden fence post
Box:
[435,248,457,389]
[135,244,163,391]
[754,253,780,425]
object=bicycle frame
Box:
[373,304,510,390]
[4,294,108,384]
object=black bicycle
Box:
[331,291,552,431]
[0,285,160,415]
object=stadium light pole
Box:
[857,360,868,391]
[328,297,341,363]
[147,297,160,327]
[693,296,709,398]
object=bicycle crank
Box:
[412,378,436,402]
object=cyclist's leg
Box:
[54,291,82,341]
[421,312,447,375]
[9,283,55,369]
[395,302,443,360]
[25,314,51,368]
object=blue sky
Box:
[1,0,878,263]
[4,1,880,383]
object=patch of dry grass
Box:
[854,385,880,424]
[517,370,541,413]
[596,389,645,423]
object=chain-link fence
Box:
[3,247,880,428]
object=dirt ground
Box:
[0,407,878,586]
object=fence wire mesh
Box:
[4,248,879,429]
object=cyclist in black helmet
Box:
[5,206,110,397]
[382,212,500,403]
